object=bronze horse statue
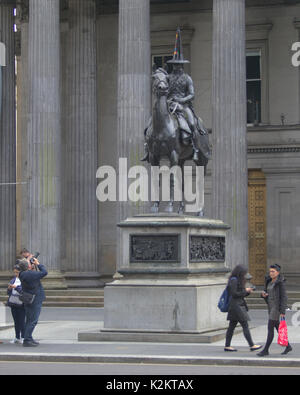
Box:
[143,67,211,215]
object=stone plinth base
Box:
[102,275,229,334]
[79,214,231,341]
[78,327,232,344]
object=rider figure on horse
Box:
[167,62,200,161]
[142,28,208,163]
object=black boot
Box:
[257,349,269,357]
[281,344,292,355]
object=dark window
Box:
[152,55,173,73]
[247,51,262,124]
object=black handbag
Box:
[7,293,23,308]
[19,291,36,305]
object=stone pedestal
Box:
[79,214,230,342]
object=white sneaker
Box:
[10,338,22,344]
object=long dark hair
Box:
[228,264,247,287]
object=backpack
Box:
[217,277,236,313]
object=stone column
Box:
[63,0,99,286]
[0,1,16,271]
[117,0,151,220]
[117,0,151,267]
[26,0,62,272]
[16,1,29,253]
[212,0,248,269]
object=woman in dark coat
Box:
[257,264,292,356]
[224,265,262,352]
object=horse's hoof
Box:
[178,204,185,214]
[165,203,174,213]
[151,203,159,213]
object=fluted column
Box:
[212,0,248,269]
[117,0,151,268]
[0,1,16,271]
[63,0,98,278]
[27,0,61,270]
[16,2,29,253]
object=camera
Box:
[30,252,40,264]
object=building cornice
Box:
[246,22,273,40]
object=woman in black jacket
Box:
[224,265,262,352]
[257,264,292,356]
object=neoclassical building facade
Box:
[0,0,300,288]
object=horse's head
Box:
[152,67,169,96]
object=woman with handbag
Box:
[7,265,26,344]
[224,265,262,352]
[257,264,292,356]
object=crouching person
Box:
[17,257,48,347]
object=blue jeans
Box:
[23,297,43,342]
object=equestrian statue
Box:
[141,28,211,215]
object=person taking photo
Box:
[17,257,48,347]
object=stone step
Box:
[247,290,300,309]
[42,301,104,308]
[247,304,269,310]
[0,295,103,301]
[0,288,104,295]
[248,290,300,297]
[247,297,300,303]
[0,288,104,308]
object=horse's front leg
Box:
[165,172,174,213]
[177,161,185,214]
[165,149,179,213]
[178,201,184,214]
[150,155,160,213]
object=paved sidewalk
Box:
[0,307,299,368]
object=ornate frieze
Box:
[190,235,225,262]
[130,234,180,263]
